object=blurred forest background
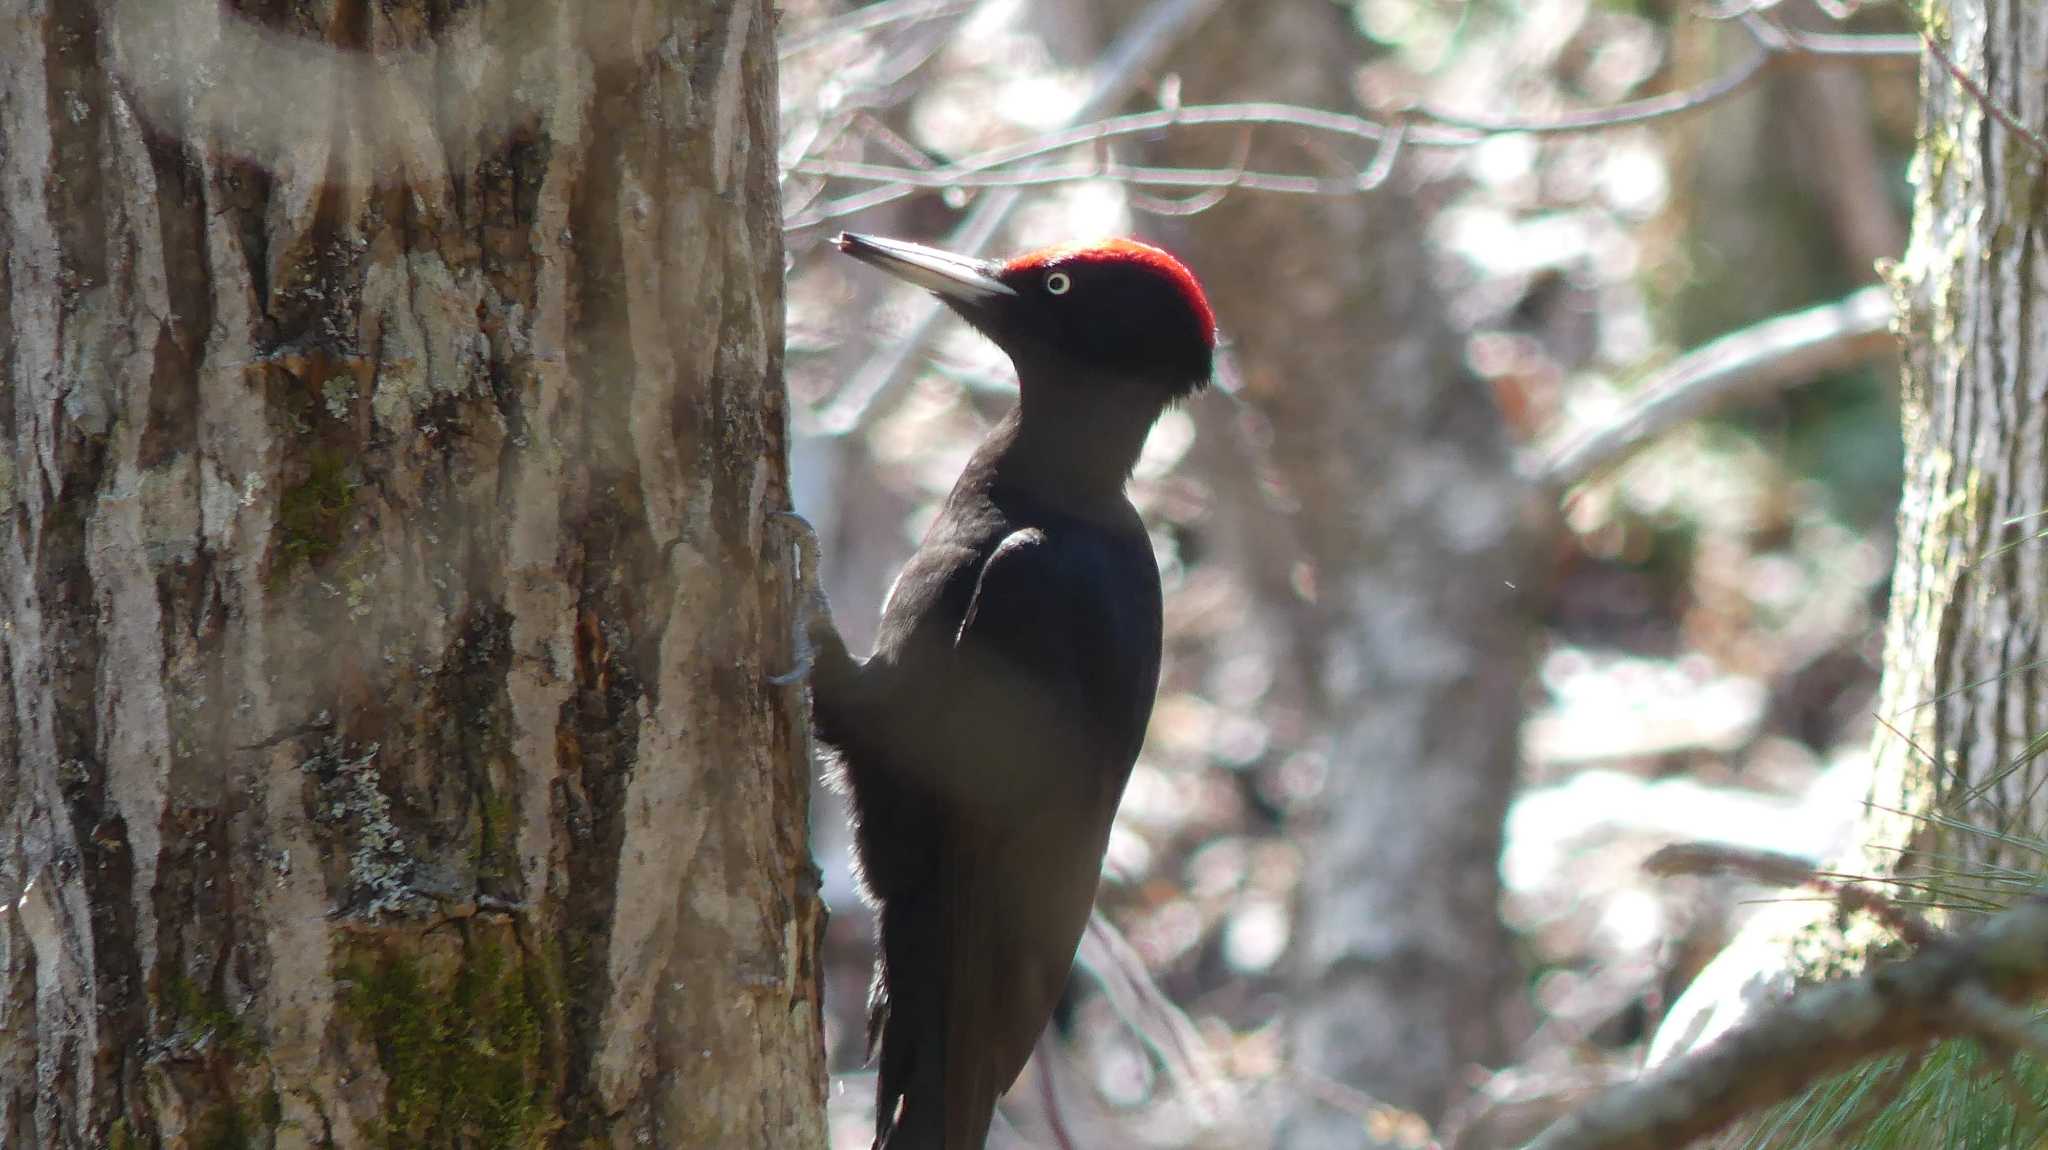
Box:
[775,0,1926,1146]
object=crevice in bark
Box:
[0,115,13,539]
[219,158,279,348]
[41,2,153,1136]
[149,804,264,1147]
[138,136,211,471]
[429,603,519,909]
[45,0,112,296]
[554,29,658,1137]
[472,129,549,314]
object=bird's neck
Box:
[986,374,1162,509]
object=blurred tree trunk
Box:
[0,2,824,1147]
[1653,0,2048,1071]
[1860,0,2048,903]
[1122,2,1540,1141]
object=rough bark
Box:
[1119,1,1542,1140]
[0,2,824,1147]
[1864,0,2048,888]
[1651,0,2048,1075]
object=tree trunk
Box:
[1861,0,2048,890]
[1651,0,2048,1073]
[1125,1,1540,1140]
[0,2,824,1147]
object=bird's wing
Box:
[926,526,1159,1142]
[954,527,1048,644]
[936,818,1103,1148]
[947,525,1159,802]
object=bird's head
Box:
[836,232,1215,402]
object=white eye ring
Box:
[1044,271,1071,295]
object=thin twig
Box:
[783,100,1445,230]
[1126,123,1254,216]
[1357,117,1408,192]
[1534,285,1895,489]
[1730,11,1919,59]
[1033,1030,1080,1150]
[1527,898,2048,1150]
[1075,910,1235,1124]
[1408,43,1771,135]
[787,21,1917,232]
[1768,29,1920,58]
[1917,23,2048,158]
[795,154,1365,196]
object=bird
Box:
[780,231,1215,1149]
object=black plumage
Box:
[795,232,1214,1150]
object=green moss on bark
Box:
[474,789,516,882]
[158,971,260,1059]
[191,1099,257,1150]
[340,928,557,1147]
[275,447,357,574]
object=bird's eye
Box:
[1043,271,1071,295]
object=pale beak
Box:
[835,233,1017,303]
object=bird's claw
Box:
[768,645,814,687]
[769,510,828,686]
[768,647,814,687]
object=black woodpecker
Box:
[785,232,1215,1150]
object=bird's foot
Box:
[768,510,831,686]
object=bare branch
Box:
[1730,11,1921,60]
[794,154,1361,197]
[1534,284,1896,490]
[783,100,1439,231]
[1408,43,1771,135]
[1527,898,2048,1150]
[787,19,1919,233]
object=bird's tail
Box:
[873,848,1005,1150]
[872,893,948,1149]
